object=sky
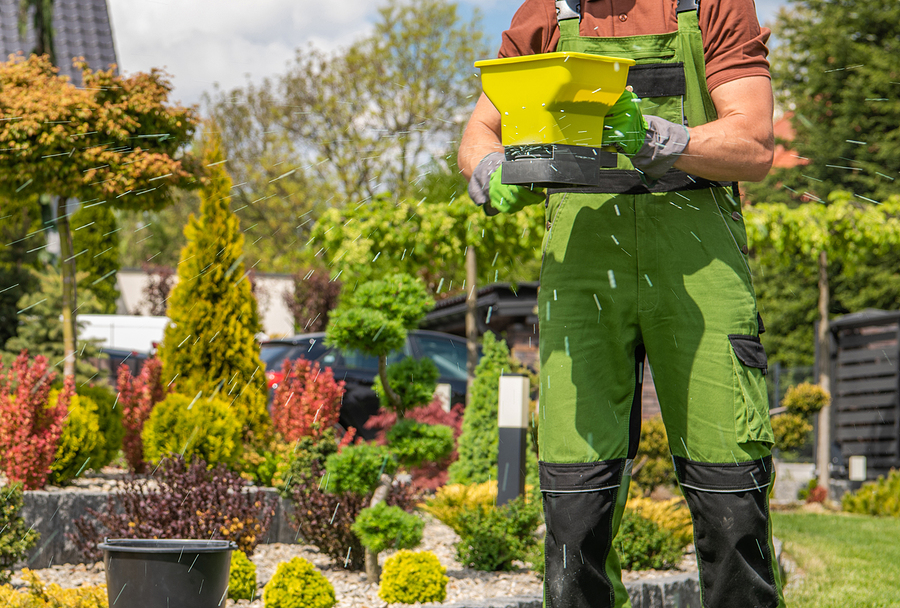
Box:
[106,0,789,108]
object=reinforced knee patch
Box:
[674,456,783,608]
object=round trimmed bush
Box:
[351,502,423,553]
[378,550,448,605]
[49,392,102,485]
[77,384,123,468]
[263,557,335,608]
[228,549,257,601]
[141,392,243,468]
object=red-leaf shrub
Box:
[117,357,167,473]
[365,399,464,491]
[271,358,345,442]
[0,352,72,490]
[72,456,276,561]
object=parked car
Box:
[260,330,479,438]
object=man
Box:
[459,1,784,607]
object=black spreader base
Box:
[502,144,618,188]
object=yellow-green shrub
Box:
[263,557,335,608]
[0,570,106,607]
[378,550,448,605]
[77,384,123,469]
[229,549,257,601]
[626,497,693,546]
[782,382,829,417]
[842,469,900,516]
[141,392,242,468]
[420,480,497,533]
[49,392,102,485]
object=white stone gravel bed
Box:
[12,514,696,607]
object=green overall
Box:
[537,3,786,608]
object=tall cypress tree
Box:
[158,133,269,440]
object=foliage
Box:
[288,462,367,571]
[3,267,103,382]
[0,570,106,608]
[0,196,40,348]
[279,433,339,497]
[324,443,397,497]
[632,417,676,495]
[0,353,73,489]
[262,557,336,608]
[116,195,193,270]
[157,133,269,441]
[842,469,900,516]
[310,194,544,297]
[385,418,454,469]
[614,509,685,571]
[229,550,257,602]
[769,0,900,202]
[141,392,243,468]
[453,495,542,571]
[378,550,448,605]
[48,392,101,485]
[140,264,176,316]
[0,485,39,585]
[373,357,439,416]
[240,440,293,488]
[117,358,168,473]
[71,203,120,313]
[783,382,830,417]
[73,456,275,560]
[284,266,342,333]
[420,480,498,534]
[271,358,345,442]
[365,400,464,490]
[76,384,122,470]
[626,497,693,547]
[772,413,813,453]
[449,333,523,485]
[351,502,423,554]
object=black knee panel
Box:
[674,456,780,608]
[540,459,624,608]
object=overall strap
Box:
[676,2,719,125]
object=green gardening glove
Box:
[601,89,649,156]
[488,165,545,214]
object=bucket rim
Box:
[98,538,238,553]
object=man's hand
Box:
[467,151,545,215]
[601,89,648,156]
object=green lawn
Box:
[773,510,900,608]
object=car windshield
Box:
[339,346,409,371]
[415,335,468,380]
[260,338,329,370]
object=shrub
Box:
[324,442,397,496]
[262,556,336,608]
[0,570,106,608]
[454,495,541,571]
[0,484,39,584]
[378,550,448,605]
[229,550,257,601]
[72,456,275,561]
[241,440,293,487]
[771,412,813,453]
[385,418,454,468]
[613,509,684,571]
[632,417,675,495]
[288,462,367,571]
[420,480,497,533]
[279,433,339,497]
[842,469,900,515]
[626,497,693,547]
[77,384,123,469]
[782,382,829,417]
[284,264,342,333]
[373,356,439,417]
[449,332,522,485]
[271,358,345,442]
[141,392,243,468]
[0,352,73,489]
[351,502,423,554]
[49,392,102,485]
[117,358,168,473]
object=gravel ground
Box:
[12,514,697,607]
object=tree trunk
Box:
[816,249,831,496]
[377,354,403,415]
[465,246,477,405]
[57,196,77,379]
[364,472,393,583]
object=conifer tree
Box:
[158,133,269,440]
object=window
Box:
[415,336,468,380]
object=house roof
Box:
[0,0,117,84]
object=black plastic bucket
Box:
[99,539,236,608]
